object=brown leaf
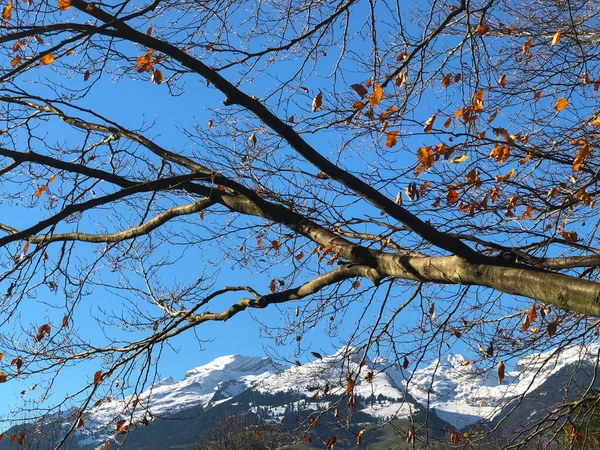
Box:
[522,38,532,55]
[311,92,323,112]
[93,370,103,385]
[547,317,559,337]
[115,419,129,434]
[351,279,361,289]
[497,361,505,384]
[0,372,6,383]
[352,101,365,110]
[559,230,578,243]
[447,188,459,205]
[345,375,355,394]
[450,432,460,444]
[311,351,323,360]
[395,72,407,88]
[151,68,163,85]
[326,436,337,449]
[423,113,437,133]
[385,130,398,148]
[403,356,409,369]
[476,24,489,36]
[350,83,368,98]
[441,73,452,89]
[498,74,507,88]
[269,279,277,294]
[75,417,84,429]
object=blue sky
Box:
[0,0,594,426]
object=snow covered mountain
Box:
[2,344,599,449]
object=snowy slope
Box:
[404,344,600,428]
[255,351,415,420]
[34,343,599,448]
[79,355,276,444]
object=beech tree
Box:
[0,0,599,447]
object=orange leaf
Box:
[311,92,323,112]
[385,130,398,148]
[520,315,530,332]
[551,30,561,47]
[58,0,70,11]
[528,304,538,322]
[416,146,435,169]
[572,140,591,172]
[589,117,600,126]
[134,49,154,72]
[2,0,12,22]
[489,144,510,163]
[368,84,383,106]
[356,429,366,445]
[472,89,485,111]
[522,38,532,55]
[554,97,568,112]
[423,113,437,133]
[34,185,47,198]
[39,53,55,66]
